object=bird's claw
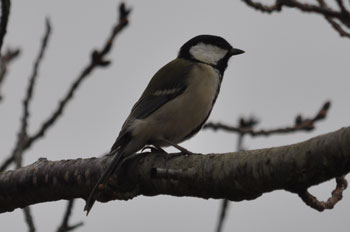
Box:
[141,145,167,154]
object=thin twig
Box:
[336,0,348,13]
[216,199,229,232]
[241,0,282,13]
[0,48,20,101]
[0,3,131,172]
[20,18,51,140]
[242,0,350,38]
[23,207,35,232]
[0,155,13,171]
[26,3,131,149]
[204,101,330,136]
[318,0,350,37]
[56,200,84,232]
[0,0,10,53]
[243,0,349,19]
[324,17,350,37]
[298,176,348,211]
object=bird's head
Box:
[178,35,244,73]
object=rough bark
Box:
[0,127,349,214]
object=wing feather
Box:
[110,58,194,151]
[128,58,194,119]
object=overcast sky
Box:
[1,0,350,231]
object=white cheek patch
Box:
[189,43,228,65]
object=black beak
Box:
[229,48,245,56]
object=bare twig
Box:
[242,0,349,19]
[324,17,350,37]
[0,3,131,172]
[56,200,84,232]
[0,0,10,53]
[336,0,348,13]
[242,0,350,38]
[318,0,350,37]
[0,48,20,101]
[298,176,348,211]
[0,155,13,171]
[23,207,35,232]
[241,0,282,13]
[20,18,51,142]
[216,199,230,232]
[26,2,131,149]
[204,101,330,136]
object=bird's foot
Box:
[141,145,167,154]
[171,144,195,155]
[155,139,197,156]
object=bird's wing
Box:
[110,59,194,151]
[129,58,194,119]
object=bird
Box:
[84,34,244,214]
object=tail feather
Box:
[84,148,125,215]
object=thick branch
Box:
[1,127,350,213]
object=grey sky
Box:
[1,0,350,231]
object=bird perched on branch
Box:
[84,34,244,214]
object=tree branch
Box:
[204,101,330,136]
[242,0,350,38]
[26,3,130,149]
[0,127,349,214]
[0,2,131,172]
[318,0,350,37]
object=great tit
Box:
[84,34,244,214]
